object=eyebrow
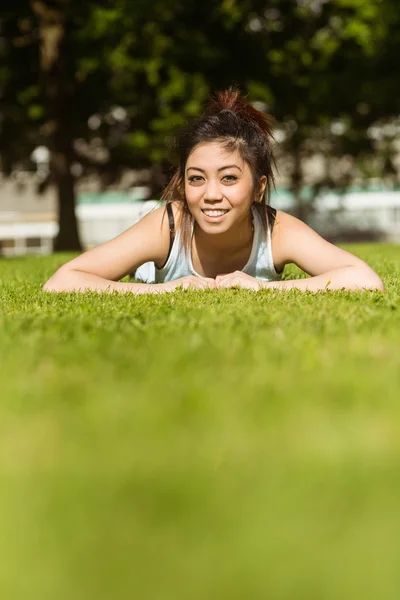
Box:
[186,164,242,173]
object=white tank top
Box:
[134,204,283,284]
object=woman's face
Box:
[184,141,266,234]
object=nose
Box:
[204,179,223,201]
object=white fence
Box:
[309,191,400,241]
[2,193,400,256]
[76,200,160,248]
[0,201,160,256]
[0,217,57,257]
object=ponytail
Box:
[204,86,275,141]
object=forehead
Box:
[186,141,246,170]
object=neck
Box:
[193,208,254,257]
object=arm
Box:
[42,204,176,294]
[263,211,384,292]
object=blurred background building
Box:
[2,171,399,257]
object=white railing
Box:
[76,200,160,248]
[0,201,160,256]
[2,193,400,256]
[0,221,58,256]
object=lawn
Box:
[1,243,400,600]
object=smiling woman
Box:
[43,87,384,294]
[142,139,283,282]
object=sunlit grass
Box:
[0,244,400,600]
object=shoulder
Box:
[270,209,372,276]
[270,209,333,264]
[268,208,290,272]
[139,201,184,265]
[149,200,185,267]
[168,200,185,227]
[271,209,298,240]
[271,209,325,259]
[111,201,177,266]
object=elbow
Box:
[42,277,64,293]
[343,265,384,292]
[359,271,385,292]
[42,267,74,293]
[368,278,385,292]
[42,283,58,293]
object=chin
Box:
[199,218,232,233]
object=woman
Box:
[43,88,384,294]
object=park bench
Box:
[0,215,57,257]
[0,201,160,256]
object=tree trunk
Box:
[53,151,81,251]
[291,137,307,222]
[32,0,82,251]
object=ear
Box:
[256,176,267,202]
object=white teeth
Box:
[203,210,228,217]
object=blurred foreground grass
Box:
[1,244,400,600]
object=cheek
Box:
[185,184,201,205]
[228,185,252,207]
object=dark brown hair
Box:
[160,86,276,254]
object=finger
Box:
[224,278,241,288]
[216,275,229,284]
[220,275,235,285]
[216,279,232,288]
[193,281,210,290]
[216,277,231,288]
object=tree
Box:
[1,0,400,250]
[1,0,264,250]
[243,0,400,218]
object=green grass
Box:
[1,243,400,600]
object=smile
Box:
[201,209,230,217]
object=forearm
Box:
[42,268,157,294]
[261,266,384,292]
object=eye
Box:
[222,175,238,183]
[188,175,204,184]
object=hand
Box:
[160,275,216,292]
[215,271,262,290]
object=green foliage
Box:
[1,0,400,236]
[0,245,399,598]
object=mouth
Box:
[201,209,230,222]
